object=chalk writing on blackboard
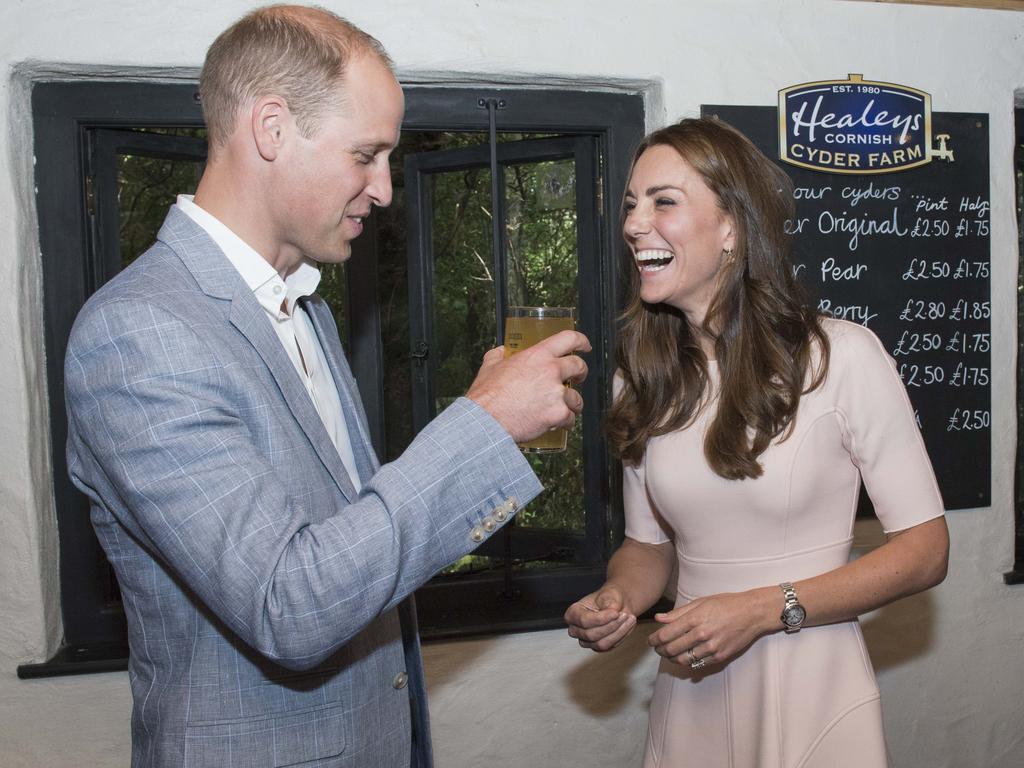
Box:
[703,105,991,511]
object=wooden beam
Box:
[850,0,1024,11]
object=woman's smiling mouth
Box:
[635,249,675,273]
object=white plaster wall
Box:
[2,1,1022,766]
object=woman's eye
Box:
[356,153,374,165]
[622,201,636,214]
[655,197,675,207]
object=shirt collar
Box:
[175,195,321,318]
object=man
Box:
[63,5,589,767]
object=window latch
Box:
[410,341,429,364]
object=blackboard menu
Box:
[703,105,990,511]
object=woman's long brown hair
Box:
[607,118,830,480]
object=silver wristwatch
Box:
[779,582,806,633]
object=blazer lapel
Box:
[301,296,380,481]
[157,207,359,503]
[228,293,360,502]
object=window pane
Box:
[376,131,495,461]
[504,158,578,307]
[116,129,206,267]
[381,133,591,579]
[503,158,583,534]
[431,165,496,411]
[519,421,584,532]
[317,263,350,348]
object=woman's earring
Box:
[723,247,735,264]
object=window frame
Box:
[356,88,647,635]
[19,80,644,676]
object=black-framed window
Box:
[19,80,644,676]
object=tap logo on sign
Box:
[778,74,951,175]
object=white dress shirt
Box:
[176,195,362,492]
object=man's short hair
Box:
[199,4,393,148]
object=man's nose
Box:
[368,162,393,208]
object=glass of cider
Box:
[502,306,576,453]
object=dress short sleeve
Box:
[613,371,673,545]
[623,458,673,544]
[829,320,946,533]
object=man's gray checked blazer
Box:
[64,206,542,767]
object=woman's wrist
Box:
[594,582,627,614]
[607,586,645,618]
[753,585,785,635]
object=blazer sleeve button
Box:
[393,671,409,689]
[470,526,485,543]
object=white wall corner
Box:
[2,63,62,664]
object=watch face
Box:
[783,604,806,627]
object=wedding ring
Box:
[690,657,707,671]
[686,648,697,665]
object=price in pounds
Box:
[948,299,991,322]
[948,363,990,387]
[892,331,942,356]
[910,218,951,238]
[947,409,991,432]
[898,363,946,387]
[902,259,950,281]
[951,259,990,279]
[899,299,947,322]
[945,331,991,354]
[954,218,990,238]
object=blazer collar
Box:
[157,205,242,301]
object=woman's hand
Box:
[565,586,637,652]
[648,588,776,668]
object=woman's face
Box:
[623,144,735,324]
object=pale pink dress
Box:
[625,319,945,768]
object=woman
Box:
[565,118,948,767]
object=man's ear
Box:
[251,95,289,161]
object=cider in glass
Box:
[502,306,575,453]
